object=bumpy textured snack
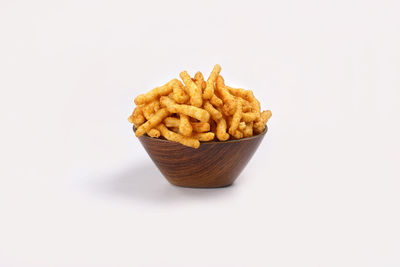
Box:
[134,81,174,105]
[157,124,200,149]
[179,71,203,107]
[203,64,221,99]
[128,65,271,148]
[179,114,193,136]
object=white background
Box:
[1,0,399,266]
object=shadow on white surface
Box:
[93,162,236,203]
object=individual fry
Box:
[157,124,200,149]
[243,122,253,137]
[179,71,203,107]
[241,112,258,122]
[203,101,222,121]
[216,118,230,141]
[128,107,145,127]
[192,122,210,133]
[135,108,170,137]
[194,72,206,91]
[179,114,193,136]
[191,132,215,142]
[228,98,242,135]
[163,117,180,128]
[203,64,221,99]
[147,128,161,138]
[171,79,189,104]
[210,94,223,107]
[129,65,271,148]
[134,80,174,105]
[216,76,236,115]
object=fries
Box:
[129,65,271,148]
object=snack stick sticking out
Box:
[157,124,200,149]
[171,79,189,104]
[203,64,221,99]
[179,71,203,107]
[191,132,215,142]
[228,98,243,135]
[147,128,161,138]
[210,94,223,107]
[194,72,206,91]
[216,76,236,115]
[135,108,170,137]
[160,96,210,122]
[216,118,230,141]
[128,107,145,127]
[243,122,253,137]
[134,80,174,105]
[203,101,222,121]
[179,114,193,136]
[191,122,210,133]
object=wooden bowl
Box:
[134,126,268,188]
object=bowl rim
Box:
[133,125,268,144]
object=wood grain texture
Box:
[135,126,267,188]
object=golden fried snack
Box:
[163,117,180,128]
[194,72,206,91]
[231,129,243,139]
[216,76,236,115]
[179,114,193,136]
[157,124,200,149]
[147,128,161,138]
[135,108,170,137]
[216,118,229,141]
[241,112,258,122]
[243,122,253,137]
[203,101,222,121]
[128,107,145,127]
[203,64,221,99]
[192,122,210,133]
[238,121,246,131]
[254,110,272,134]
[179,71,203,107]
[134,80,174,105]
[170,79,189,104]
[129,64,271,148]
[210,94,223,107]
[191,132,215,142]
[160,96,210,122]
[228,98,242,135]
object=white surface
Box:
[1,0,400,266]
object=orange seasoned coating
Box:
[128,65,271,148]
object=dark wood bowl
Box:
[134,126,268,188]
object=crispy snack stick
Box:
[134,80,174,105]
[147,128,161,138]
[254,110,272,134]
[191,122,210,133]
[216,76,236,115]
[142,100,160,120]
[171,79,189,104]
[203,64,221,99]
[216,118,230,141]
[179,114,193,136]
[228,98,242,135]
[210,94,223,107]
[179,71,203,107]
[194,72,206,91]
[163,117,180,128]
[191,132,215,141]
[231,129,243,139]
[157,124,200,149]
[243,122,253,137]
[160,96,210,122]
[128,107,145,127]
[135,108,170,137]
[238,121,247,131]
[241,112,258,122]
[203,101,222,121]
